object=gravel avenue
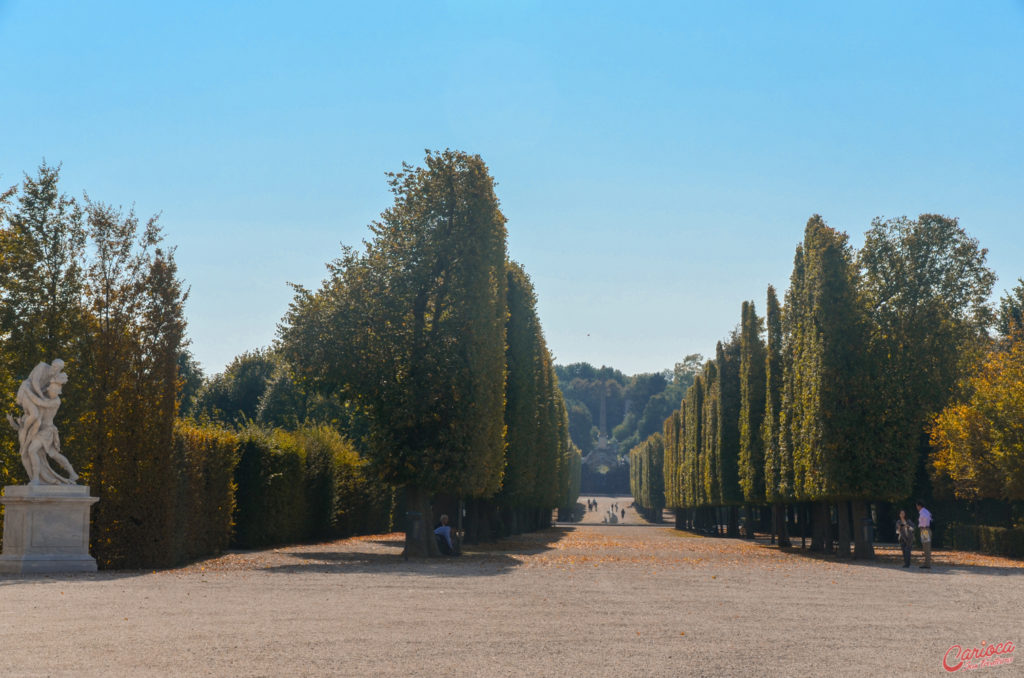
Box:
[2,496,1020,677]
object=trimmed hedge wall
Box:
[0,421,395,566]
[944,523,1024,559]
[232,428,310,549]
[232,425,394,549]
[171,421,239,564]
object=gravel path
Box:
[2,496,1021,677]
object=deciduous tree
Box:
[279,150,509,556]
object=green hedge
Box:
[3,420,392,563]
[233,428,309,548]
[82,421,238,569]
[171,421,239,563]
[325,428,395,538]
[945,523,1024,559]
[232,425,394,549]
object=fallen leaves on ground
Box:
[161,526,1024,577]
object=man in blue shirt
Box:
[434,514,455,555]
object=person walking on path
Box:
[916,501,932,569]
[896,510,915,568]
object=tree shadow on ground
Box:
[260,526,572,578]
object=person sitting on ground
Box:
[434,514,455,555]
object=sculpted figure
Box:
[6,359,79,485]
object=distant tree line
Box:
[555,356,699,494]
[631,214,1024,558]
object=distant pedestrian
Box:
[916,501,932,568]
[621,509,625,520]
[895,509,915,568]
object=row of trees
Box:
[629,432,664,521]
[2,151,580,565]
[635,214,1010,557]
[277,150,580,555]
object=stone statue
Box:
[6,359,79,485]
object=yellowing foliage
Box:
[931,339,1024,500]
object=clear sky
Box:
[2,1,1022,376]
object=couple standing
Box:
[896,501,933,569]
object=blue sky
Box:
[2,1,1022,376]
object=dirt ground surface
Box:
[2,495,1021,677]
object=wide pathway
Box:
[2,502,1021,676]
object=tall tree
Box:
[793,216,870,500]
[762,286,786,502]
[715,337,743,513]
[684,374,704,510]
[700,360,720,507]
[0,163,87,366]
[779,246,804,504]
[0,166,188,567]
[0,165,90,491]
[279,150,509,556]
[931,338,1024,501]
[630,433,665,519]
[761,285,790,544]
[662,408,683,512]
[858,214,995,500]
[995,279,1024,341]
[500,261,544,518]
[738,301,766,504]
[786,217,874,554]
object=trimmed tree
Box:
[279,150,509,556]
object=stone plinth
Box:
[0,485,98,574]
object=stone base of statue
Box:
[0,485,98,574]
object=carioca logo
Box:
[943,641,1016,672]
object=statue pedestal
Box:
[0,485,98,574]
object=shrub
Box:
[232,427,309,548]
[945,523,1024,558]
[329,431,394,537]
[172,421,238,563]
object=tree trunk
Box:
[727,506,739,538]
[774,503,791,547]
[800,503,808,549]
[760,505,773,535]
[811,501,831,552]
[402,485,439,558]
[836,501,852,558]
[852,499,875,559]
[874,502,896,543]
[501,507,518,535]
